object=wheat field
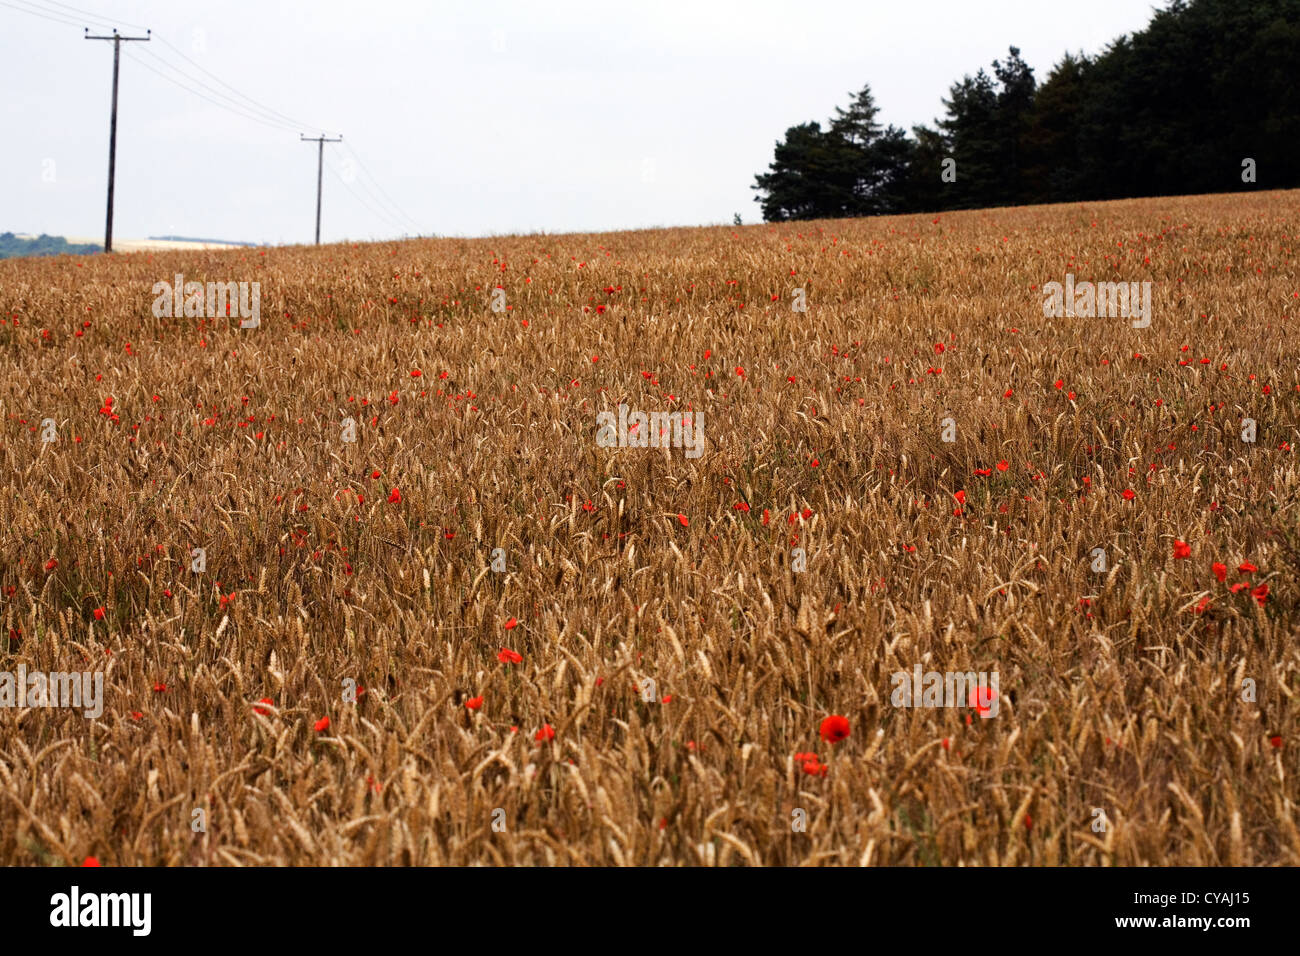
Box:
[1,189,1297,866]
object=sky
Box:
[0,0,1165,245]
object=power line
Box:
[0,0,85,28]
[327,160,410,236]
[133,46,305,132]
[340,142,423,233]
[152,34,331,135]
[338,149,421,234]
[19,0,333,134]
[3,1,425,242]
[121,49,306,133]
[40,0,147,31]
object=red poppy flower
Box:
[1122,489,1136,500]
[93,607,105,620]
[497,648,522,664]
[387,488,402,503]
[996,460,1009,472]
[465,695,483,710]
[819,714,850,744]
[801,759,828,777]
[1212,562,1227,582]
[44,559,57,571]
[534,724,555,742]
[1239,561,1258,573]
[968,685,999,717]
[314,716,330,732]
[954,490,966,505]
[371,469,381,479]
[677,513,689,527]
[1251,583,1269,605]
[254,697,273,715]
[503,617,519,630]
[1270,735,1283,749]
[410,369,422,377]
[1173,540,1191,559]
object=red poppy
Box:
[497,648,522,664]
[1212,562,1227,582]
[44,559,57,571]
[996,460,1009,472]
[677,513,689,527]
[387,488,402,504]
[1239,561,1258,573]
[801,759,828,777]
[819,714,850,744]
[535,724,555,742]
[968,685,999,717]
[1122,489,1136,500]
[503,617,519,630]
[1270,735,1283,749]
[1173,540,1191,559]
[465,695,483,710]
[954,490,966,505]
[314,716,330,732]
[254,697,273,715]
[1251,583,1269,605]
[93,607,105,620]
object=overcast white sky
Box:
[1,0,1163,244]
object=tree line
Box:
[752,0,1300,221]
[0,233,101,260]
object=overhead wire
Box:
[5,0,425,239]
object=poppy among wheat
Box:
[819,715,850,744]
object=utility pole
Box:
[301,134,342,245]
[85,28,150,254]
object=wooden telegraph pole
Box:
[85,27,151,253]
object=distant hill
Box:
[0,232,101,259]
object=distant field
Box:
[60,236,251,253]
[0,190,1297,865]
